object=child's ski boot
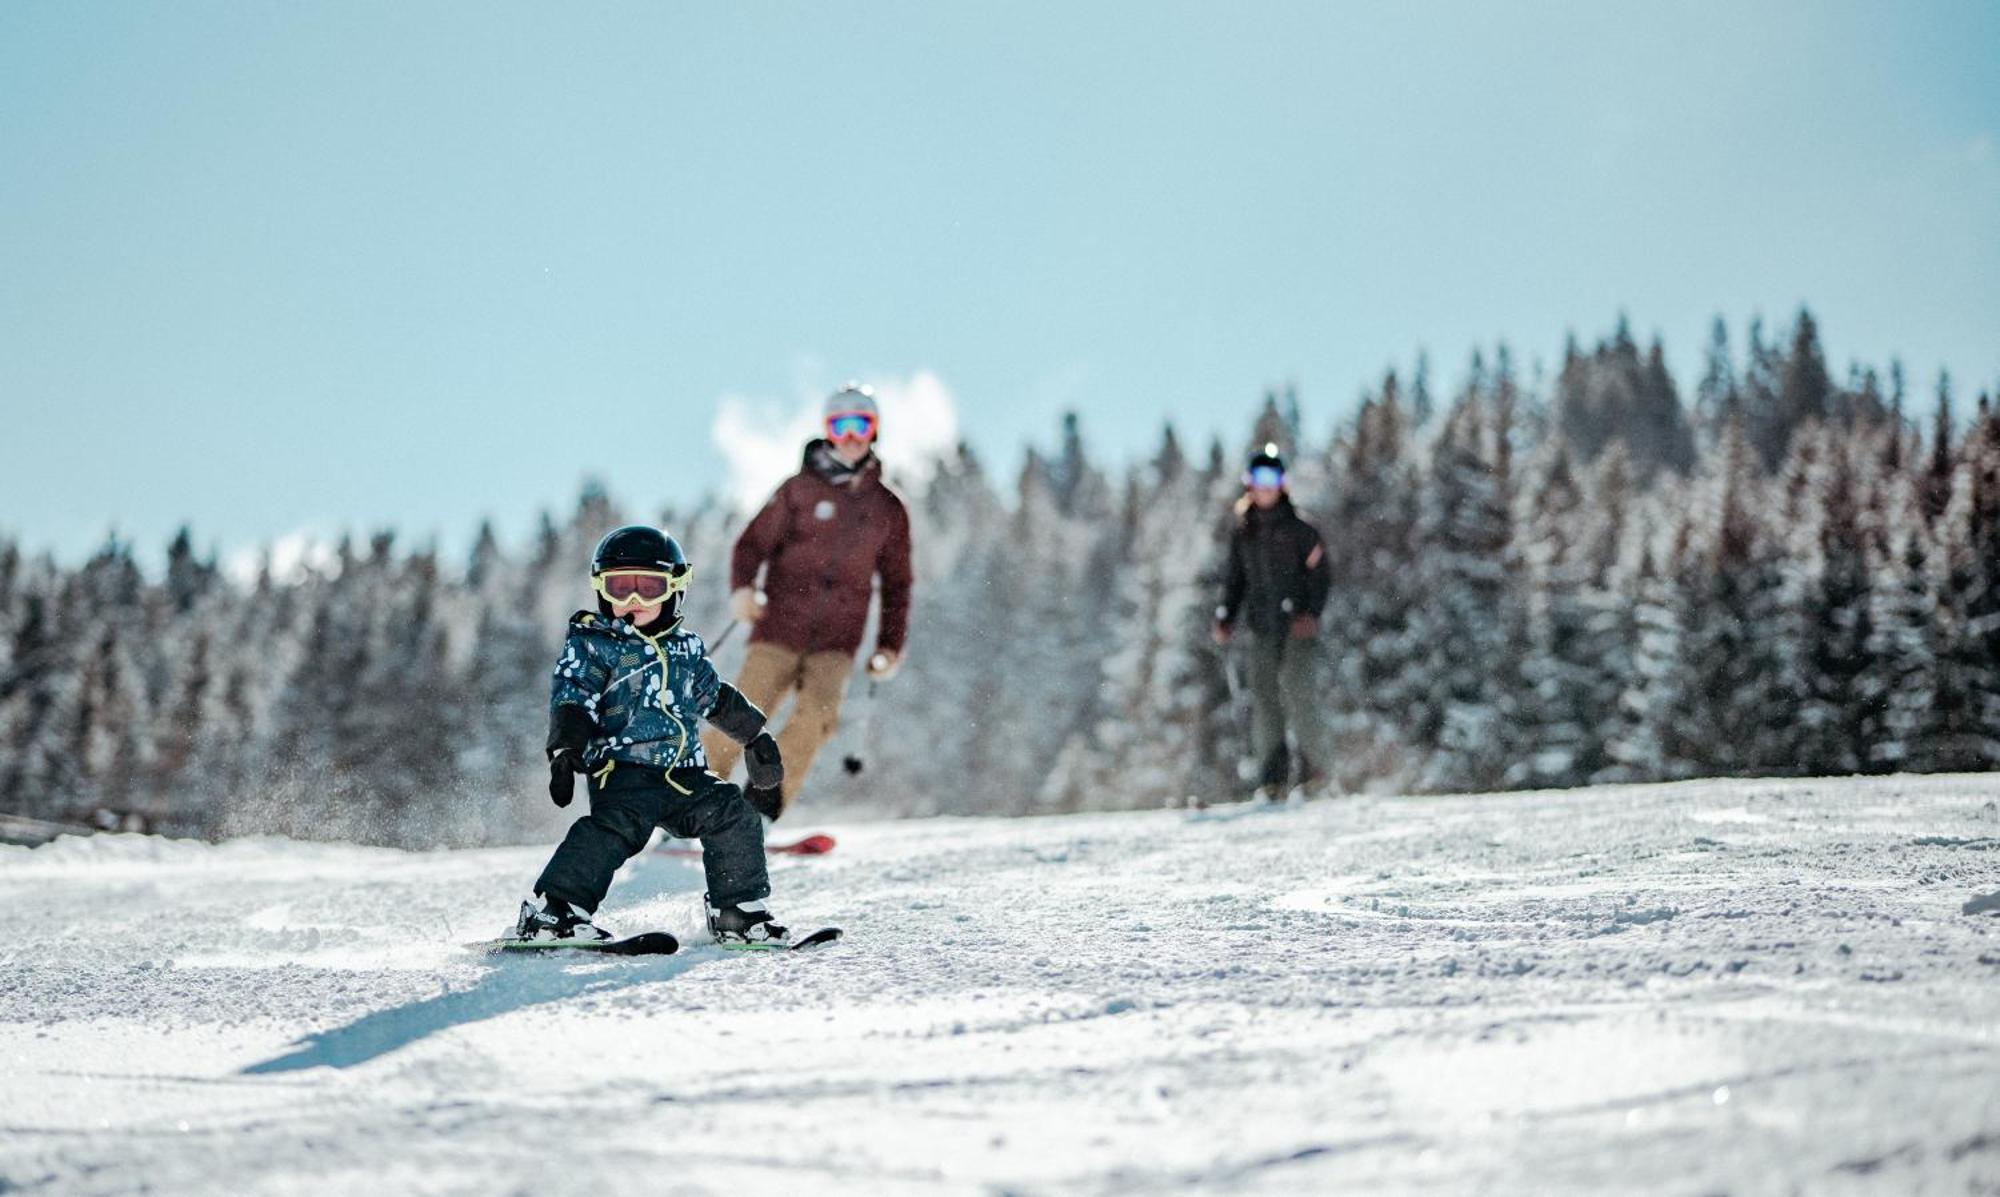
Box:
[706,897,790,948]
[513,896,612,943]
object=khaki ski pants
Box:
[702,642,854,815]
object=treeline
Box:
[2,309,1996,845]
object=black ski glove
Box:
[546,704,597,809]
[548,750,590,808]
[744,731,784,791]
[745,783,784,822]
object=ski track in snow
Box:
[3,775,1999,1196]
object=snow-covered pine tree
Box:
[0,557,54,809]
[1410,351,1435,428]
[1323,375,1424,790]
[1921,429,2000,770]
[1599,536,1691,783]
[1789,426,1877,775]
[1777,309,1834,457]
[1694,316,1739,451]
[1046,425,1218,809]
[976,448,1091,813]
[150,623,217,815]
[456,523,544,813]
[163,526,218,616]
[1023,415,1123,813]
[1741,316,1786,471]
[1193,436,1255,791]
[1672,418,1793,776]
[1554,320,1695,480]
[1862,462,1939,773]
[254,539,374,839]
[897,442,1008,812]
[6,593,78,820]
[1565,443,1640,782]
[63,541,156,820]
[1952,399,2000,765]
[1637,338,1697,476]
[1411,383,1522,792]
[352,547,465,843]
[1246,391,1295,464]
[191,560,313,836]
[1839,364,1890,431]
[1511,439,1613,787]
[1922,373,1957,526]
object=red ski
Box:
[657,833,836,859]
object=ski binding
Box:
[718,926,842,952]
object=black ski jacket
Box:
[1217,494,1331,637]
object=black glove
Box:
[547,749,590,808]
[744,731,784,791]
[546,704,597,808]
[745,783,784,822]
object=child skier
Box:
[512,524,791,946]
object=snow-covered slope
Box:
[4,775,1998,1196]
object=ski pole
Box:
[841,679,879,775]
[710,619,742,652]
[1220,639,1252,782]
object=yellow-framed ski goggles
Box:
[591,566,691,607]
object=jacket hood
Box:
[1233,490,1297,523]
[569,608,685,640]
[802,438,884,487]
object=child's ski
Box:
[657,833,836,859]
[719,926,843,952]
[792,926,842,949]
[475,927,837,956]
[477,930,680,956]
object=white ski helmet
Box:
[825,381,878,422]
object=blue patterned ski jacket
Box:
[548,611,727,772]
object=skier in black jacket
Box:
[1213,445,1335,799]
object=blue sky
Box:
[3,1,1996,568]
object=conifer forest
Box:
[5,310,1997,847]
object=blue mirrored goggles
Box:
[1244,465,1285,489]
[827,412,877,440]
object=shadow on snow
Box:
[242,852,705,1075]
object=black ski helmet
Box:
[589,525,690,627]
[1245,443,1286,483]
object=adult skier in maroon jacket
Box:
[701,382,914,819]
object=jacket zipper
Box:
[627,625,689,768]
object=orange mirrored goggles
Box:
[592,566,691,605]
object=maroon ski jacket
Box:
[730,441,914,657]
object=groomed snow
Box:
[4,775,1998,1195]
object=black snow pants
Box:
[533,763,769,914]
[1241,631,1333,789]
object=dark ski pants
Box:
[1242,632,1333,788]
[534,764,769,914]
